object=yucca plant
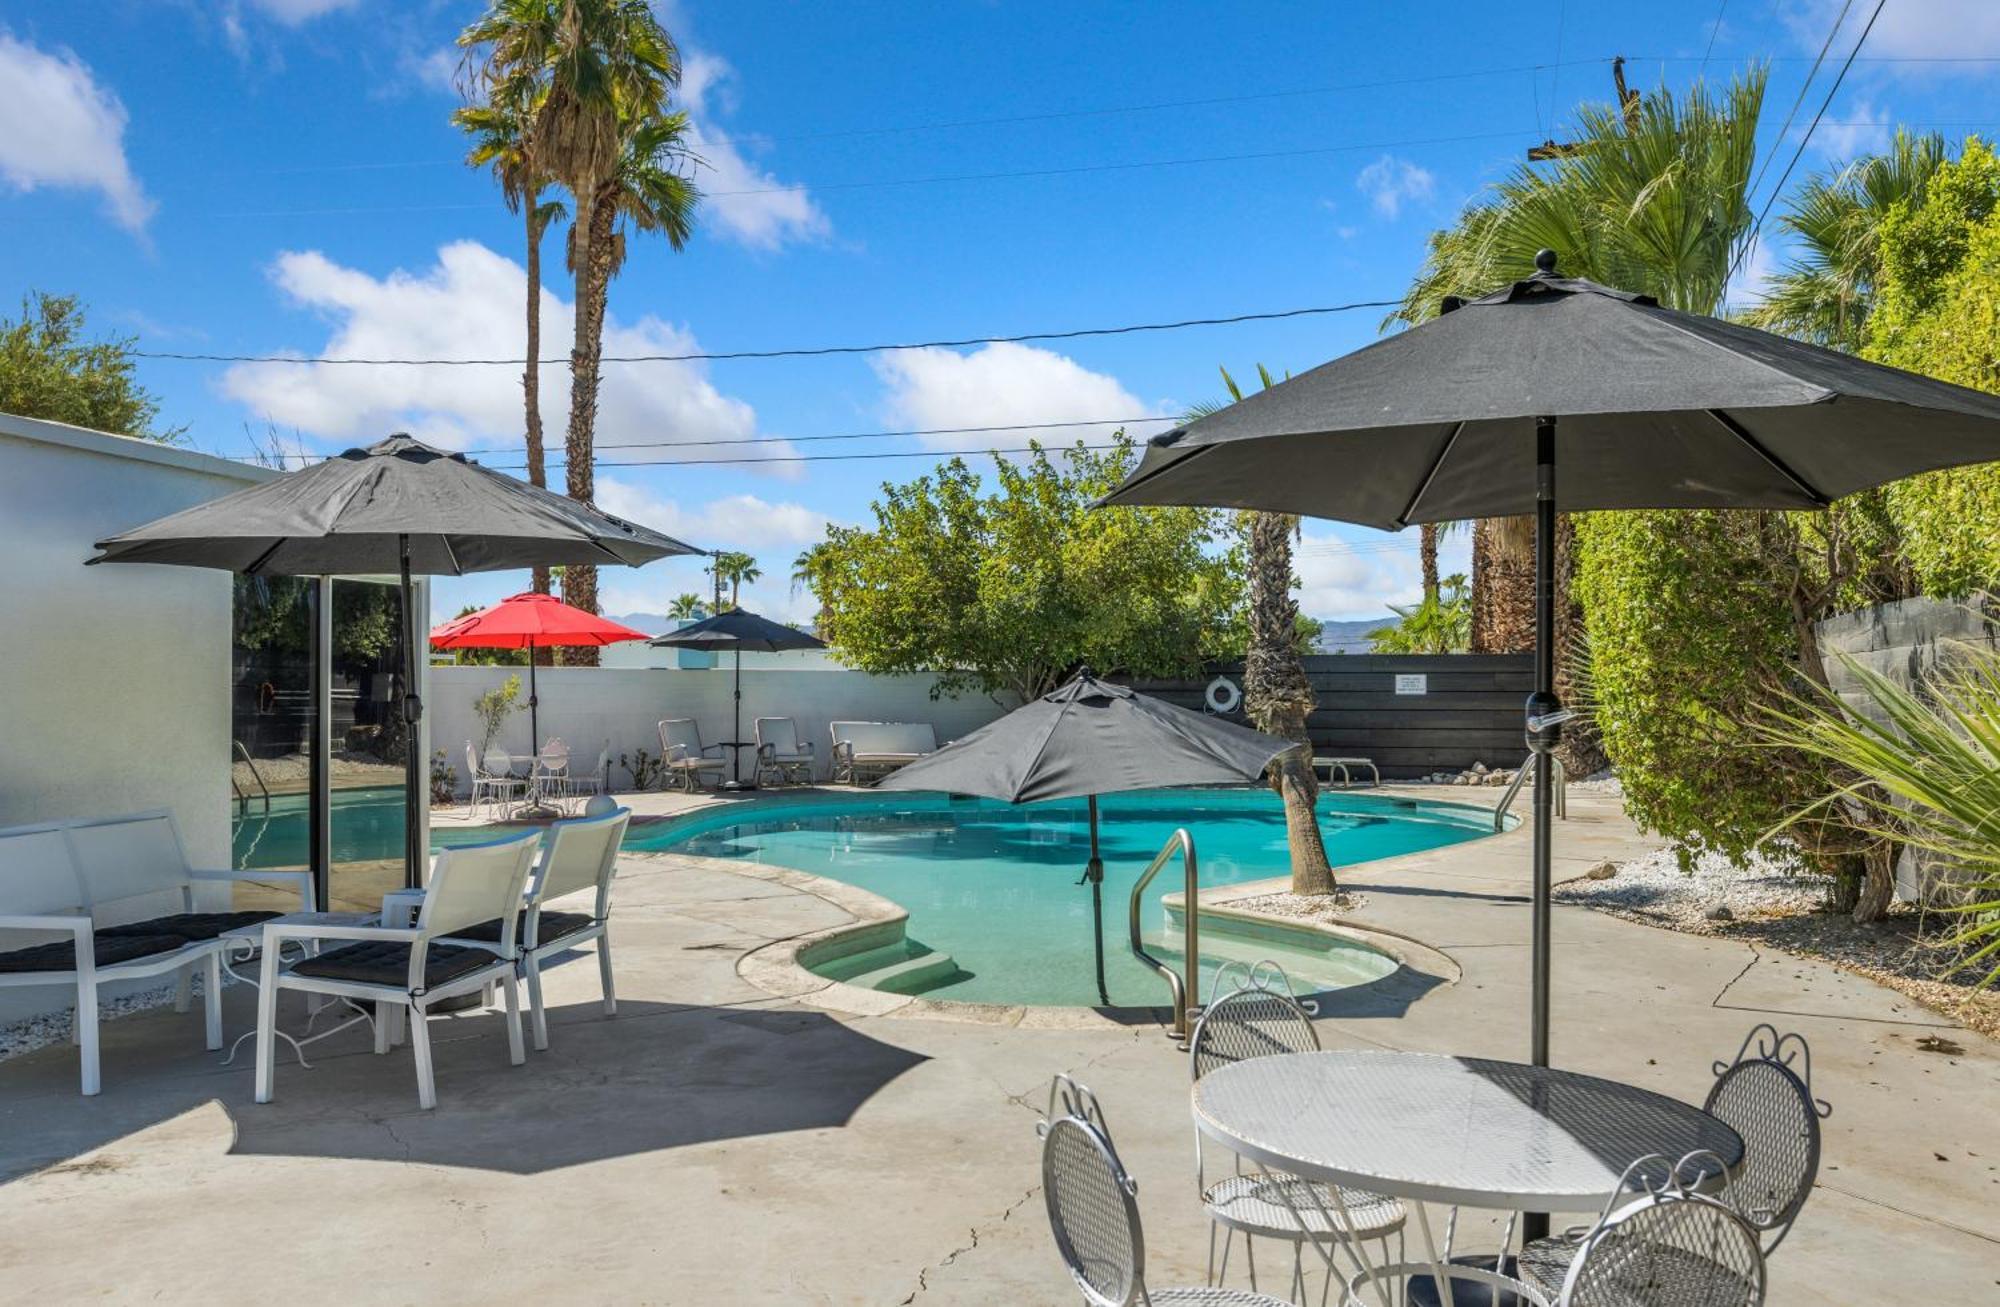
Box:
[1761,648,2000,987]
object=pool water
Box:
[233,787,489,869]
[636,788,1497,1008]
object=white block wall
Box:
[431,663,1016,789]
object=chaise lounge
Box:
[828,720,937,786]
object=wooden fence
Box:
[1122,654,1532,778]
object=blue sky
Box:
[5,0,1999,626]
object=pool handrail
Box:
[1127,827,1198,1046]
[1493,749,1565,830]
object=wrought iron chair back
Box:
[1704,1024,1829,1255]
[1038,1074,1145,1307]
[1562,1152,1765,1306]
[1190,960,1320,1082]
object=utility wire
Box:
[135,298,1403,367]
[481,442,1129,470]
[1730,0,1886,289]
[1699,1,1731,79]
[238,415,1182,463]
[1743,0,1853,211]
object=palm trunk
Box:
[559,190,613,666]
[1471,517,1535,654]
[524,190,551,604]
[1419,523,1440,600]
[1243,511,1335,895]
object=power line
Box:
[1742,0,1853,212]
[491,442,1130,470]
[212,126,1535,220]
[1699,1,1731,80]
[135,297,1403,367]
[1731,0,1887,289]
[237,415,1182,463]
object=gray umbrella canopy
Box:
[1108,260,2000,526]
[879,668,1292,1006]
[1102,252,2000,1079]
[652,608,827,788]
[649,607,827,653]
[877,668,1290,803]
[89,433,701,891]
[90,434,698,572]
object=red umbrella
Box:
[431,593,650,803]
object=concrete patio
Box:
[0,786,1993,1304]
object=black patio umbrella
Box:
[1105,252,2000,1065]
[875,667,1292,1005]
[649,607,827,789]
[90,433,702,885]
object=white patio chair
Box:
[532,737,571,810]
[442,806,629,1051]
[253,828,541,1110]
[657,718,729,792]
[1518,1023,1829,1292]
[1039,1073,1288,1307]
[754,716,815,786]
[562,742,614,811]
[466,741,525,819]
[1189,962,1405,1300]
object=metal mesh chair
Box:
[1703,1024,1828,1255]
[1188,963,1406,1298]
[1038,1075,1288,1307]
[1560,1154,1765,1307]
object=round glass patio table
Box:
[1191,1049,1744,1213]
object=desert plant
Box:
[1762,648,2000,980]
[473,674,524,755]
[1369,575,1472,653]
[620,747,667,791]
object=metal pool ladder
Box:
[1128,827,1198,1044]
[232,741,271,816]
[1494,749,1566,830]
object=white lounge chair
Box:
[754,716,815,786]
[445,806,630,1051]
[657,718,730,792]
[828,720,937,785]
[0,810,313,1095]
[253,828,541,1110]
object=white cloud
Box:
[220,240,797,472]
[872,342,1170,453]
[1355,154,1436,219]
[1293,528,1457,620]
[593,479,837,553]
[679,52,828,250]
[1813,99,1891,159]
[1723,233,1780,312]
[1784,0,2000,65]
[400,47,461,97]
[0,32,153,235]
[246,0,359,24]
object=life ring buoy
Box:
[1204,676,1242,714]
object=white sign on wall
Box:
[1394,673,1428,696]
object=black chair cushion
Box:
[0,934,191,973]
[446,911,595,947]
[99,911,281,941]
[291,941,494,990]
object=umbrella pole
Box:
[398,534,424,890]
[1524,418,1564,1243]
[1087,795,1108,1007]
[733,647,745,787]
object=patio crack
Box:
[900,1183,1040,1304]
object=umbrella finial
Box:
[1534,248,1559,276]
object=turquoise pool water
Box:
[635,788,1497,1008]
[233,787,489,869]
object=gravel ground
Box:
[1557,843,1999,1038]
[0,977,207,1065]
[1224,890,1367,923]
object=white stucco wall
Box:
[0,414,274,1020]
[431,663,1015,788]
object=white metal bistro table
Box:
[1191,1049,1744,1306]
[217,911,379,1068]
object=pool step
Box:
[843,946,963,995]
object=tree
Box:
[799,437,1243,704]
[467,0,686,642]
[1741,129,1947,351]
[453,19,569,598]
[708,550,761,609]
[1369,575,1472,653]
[1186,365,1336,892]
[666,592,706,621]
[0,292,180,442]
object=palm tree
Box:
[1189,365,1335,895]
[1740,128,1947,351]
[666,592,705,621]
[1394,71,1767,775]
[452,72,568,599]
[469,0,683,638]
[707,550,760,609]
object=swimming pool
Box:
[232,786,489,869]
[636,788,1497,1008]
